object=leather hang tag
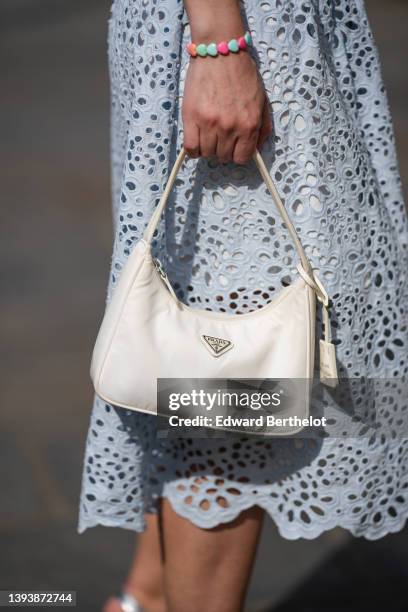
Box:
[319,339,339,388]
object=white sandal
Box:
[116,591,145,612]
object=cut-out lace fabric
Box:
[78,0,408,540]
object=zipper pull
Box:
[153,258,182,307]
[153,257,166,279]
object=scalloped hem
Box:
[77,514,147,535]
[77,492,408,542]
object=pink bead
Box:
[217,41,229,55]
[237,36,247,50]
[186,42,197,57]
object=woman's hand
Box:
[182,51,272,165]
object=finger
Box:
[216,131,238,164]
[183,120,200,158]
[200,128,218,158]
[257,99,273,149]
[232,129,260,165]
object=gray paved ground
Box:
[1,1,407,611]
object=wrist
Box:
[187,2,245,42]
[189,48,256,71]
[190,22,246,44]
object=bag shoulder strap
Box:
[143,146,313,274]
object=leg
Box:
[159,498,264,612]
[103,513,166,612]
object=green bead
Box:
[228,38,239,52]
[207,42,218,56]
[196,43,208,57]
[244,31,252,46]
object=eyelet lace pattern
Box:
[78,0,408,540]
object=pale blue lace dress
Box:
[78,0,408,540]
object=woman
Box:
[78,0,408,610]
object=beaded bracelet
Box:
[186,30,252,58]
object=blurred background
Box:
[1,1,407,610]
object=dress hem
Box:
[77,492,408,542]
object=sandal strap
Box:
[117,592,145,612]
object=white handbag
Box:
[90,146,338,436]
